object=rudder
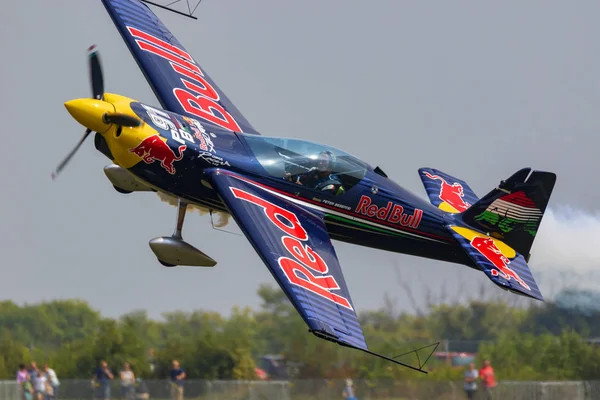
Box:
[460,168,556,259]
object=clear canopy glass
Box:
[241,134,368,194]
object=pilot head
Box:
[316,150,336,174]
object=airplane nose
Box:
[64,98,115,133]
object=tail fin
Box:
[460,168,556,259]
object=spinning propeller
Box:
[52,45,141,180]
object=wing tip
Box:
[311,329,439,374]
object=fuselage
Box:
[83,95,474,269]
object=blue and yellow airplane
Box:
[53,0,557,373]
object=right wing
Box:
[208,169,436,373]
[100,0,260,135]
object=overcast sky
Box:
[2,0,600,320]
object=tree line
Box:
[2,284,600,381]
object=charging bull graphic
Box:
[129,135,186,175]
[471,236,530,290]
[423,171,471,212]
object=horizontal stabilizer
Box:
[418,168,479,213]
[447,225,543,301]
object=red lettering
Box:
[174,88,242,132]
[136,40,203,77]
[195,132,208,151]
[354,196,424,230]
[130,26,243,133]
[388,204,404,223]
[366,204,378,217]
[230,188,308,241]
[355,195,370,214]
[412,209,423,228]
[282,237,330,275]
[400,213,413,226]
[278,257,352,310]
[377,202,392,220]
[128,26,194,63]
[231,186,352,310]
[172,63,220,101]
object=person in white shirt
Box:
[43,364,59,399]
[119,363,136,400]
[342,378,357,400]
[34,372,47,400]
[464,363,479,399]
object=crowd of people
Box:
[91,359,184,400]
[15,358,495,400]
[463,359,497,400]
[16,362,59,400]
[16,360,185,400]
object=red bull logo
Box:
[355,195,423,229]
[129,135,186,175]
[423,172,470,212]
[470,236,530,291]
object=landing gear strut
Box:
[149,198,217,267]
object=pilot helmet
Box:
[317,150,336,172]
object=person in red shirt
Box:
[479,359,497,399]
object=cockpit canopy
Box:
[241,134,369,194]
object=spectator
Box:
[28,362,39,391]
[93,361,114,400]
[33,368,47,400]
[22,374,34,400]
[120,363,136,400]
[43,364,59,400]
[479,359,497,400]
[342,378,357,400]
[17,364,28,383]
[463,363,478,399]
[17,364,29,400]
[148,349,156,374]
[169,360,186,400]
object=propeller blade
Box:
[88,45,104,100]
[51,129,93,180]
[103,113,141,127]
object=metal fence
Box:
[2,379,600,400]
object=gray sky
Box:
[2,0,600,320]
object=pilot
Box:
[286,150,345,195]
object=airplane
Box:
[53,0,556,373]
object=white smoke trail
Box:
[529,205,600,279]
[155,191,231,228]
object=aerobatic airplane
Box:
[53,0,556,373]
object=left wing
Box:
[100,0,260,135]
[208,170,435,373]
